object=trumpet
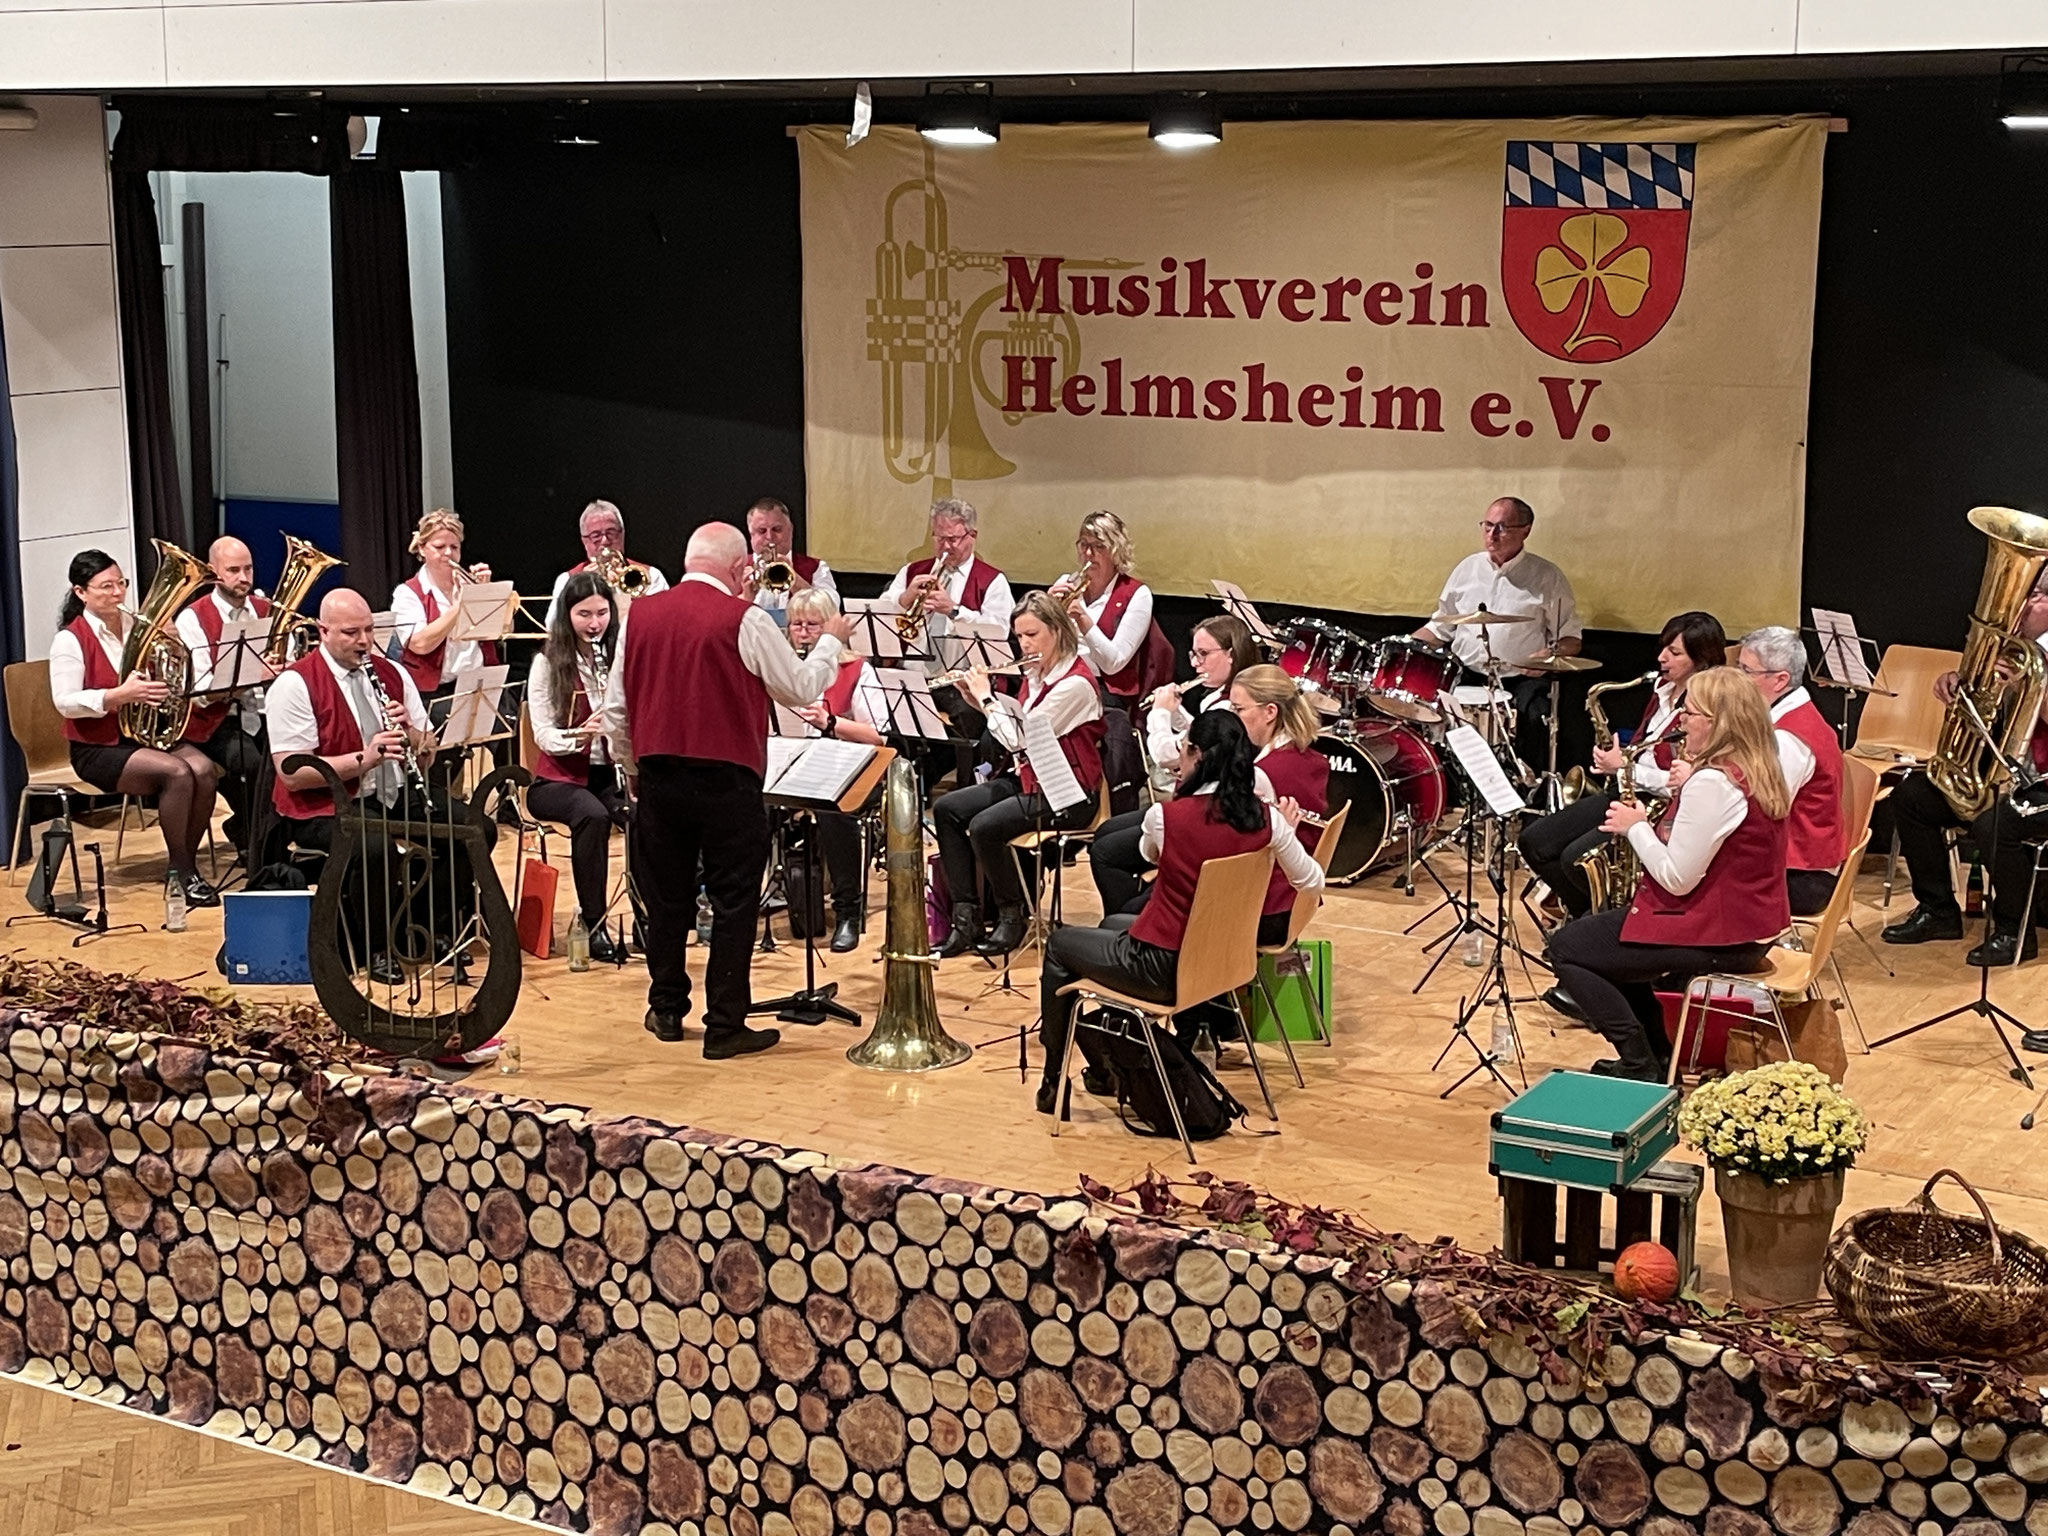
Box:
[591,546,651,598]
[1047,570,1089,604]
[753,551,797,593]
[895,553,961,643]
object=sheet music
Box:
[767,738,877,805]
[437,664,511,747]
[765,736,808,786]
[770,700,811,737]
[1445,724,1526,817]
[842,598,914,661]
[189,615,278,693]
[1810,607,1875,689]
[373,611,404,659]
[452,580,519,643]
[1210,579,1276,641]
[869,667,952,739]
[1022,709,1087,812]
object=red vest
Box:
[534,659,599,785]
[1621,771,1790,947]
[1257,743,1331,916]
[60,615,122,745]
[1093,576,1146,699]
[1014,660,1107,802]
[399,575,499,695]
[792,553,821,583]
[1131,795,1274,952]
[621,582,768,776]
[905,555,1001,616]
[1777,698,1846,872]
[823,657,863,718]
[272,653,409,820]
[184,593,273,739]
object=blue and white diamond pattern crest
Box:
[1504,142,1695,210]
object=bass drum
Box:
[1310,723,1448,883]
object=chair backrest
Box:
[1087,773,1113,833]
[516,701,539,774]
[1280,801,1352,946]
[1172,848,1277,1010]
[1853,645,1960,761]
[4,659,74,779]
[1803,833,1871,977]
[1839,755,1880,854]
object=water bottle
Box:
[1489,1003,1518,1062]
[163,874,187,934]
[566,914,591,972]
[1190,1026,1219,1071]
[696,890,714,944]
[1460,928,1484,967]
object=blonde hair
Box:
[1683,667,1790,819]
[1229,664,1320,751]
[787,588,839,623]
[1077,510,1133,576]
[409,507,464,556]
[1012,589,1079,671]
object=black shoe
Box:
[1967,928,2038,967]
[976,905,1028,956]
[1033,1079,1073,1120]
[705,1025,780,1060]
[644,1010,684,1043]
[366,954,407,986]
[183,873,221,909]
[1541,985,1585,1022]
[588,925,621,965]
[2023,1029,2048,1054]
[831,914,861,953]
[1883,908,1965,944]
[220,815,246,848]
[936,901,980,960]
[1590,1057,1663,1082]
[1081,1065,1115,1097]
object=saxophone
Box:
[1573,681,1676,913]
[1560,669,1658,805]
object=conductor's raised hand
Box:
[822,613,855,647]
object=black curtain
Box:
[0,295,27,858]
[329,167,423,601]
[111,170,185,575]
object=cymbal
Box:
[1519,653,1603,675]
[1431,608,1536,627]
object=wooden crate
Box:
[1499,1157,1702,1289]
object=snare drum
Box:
[1446,684,1518,746]
[1365,637,1460,724]
[1309,722,1448,883]
[1276,619,1335,689]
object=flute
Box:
[932,662,1028,688]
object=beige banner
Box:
[797,117,1825,634]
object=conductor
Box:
[603,522,853,1058]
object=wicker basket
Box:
[1823,1168,2048,1359]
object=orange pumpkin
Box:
[1612,1241,1681,1303]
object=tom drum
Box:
[1309,722,1448,883]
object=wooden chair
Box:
[1052,847,1275,1162]
[1849,644,1958,906]
[511,703,566,911]
[3,659,139,881]
[1249,801,1354,1078]
[1667,833,1871,1083]
[1823,756,1883,1047]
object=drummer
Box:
[1413,496,1582,770]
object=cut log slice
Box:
[1840,1402,1912,1463]
[1373,1427,1435,1487]
[1254,1363,1323,1446]
[1491,1430,1565,1514]
[1181,1355,1244,1436]
[1426,1385,1489,1462]
[1771,1466,1844,1536]
[1684,1369,1752,1461]
[1019,1368,1087,1452]
[1574,1439,1652,1527]
[1104,1463,1181,1536]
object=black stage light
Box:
[919,82,999,146]
[1149,92,1221,149]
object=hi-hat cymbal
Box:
[1520,653,1603,675]
[1431,608,1536,627]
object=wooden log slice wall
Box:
[2,1013,2046,1536]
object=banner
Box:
[797,117,1826,634]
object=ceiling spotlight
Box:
[919,83,999,146]
[1150,93,1221,149]
[2000,61,2048,131]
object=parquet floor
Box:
[6,806,2048,1528]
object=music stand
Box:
[1211,579,1280,651]
[843,599,925,666]
[1805,610,1892,750]
[452,580,531,644]
[185,618,279,890]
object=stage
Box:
[12,807,2048,1303]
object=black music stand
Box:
[185,620,279,891]
[1805,611,1891,751]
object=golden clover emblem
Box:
[1533,212,1651,354]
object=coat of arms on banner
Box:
[1501,141,1694,363]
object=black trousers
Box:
[202,716,267,829]
[1038,913,1179,1090]
[1517,793,1611,918]
[782,809,866,916]
[633,758,769,1038]
[1089,809,1151,915]
[935,775,1093,912]
[1787,867,1836,919]
[1891,769,2048,931]
[1548,908,1770,1072]
[527,767,627,927]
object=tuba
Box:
[262,535,345,667]
[116,540,211,749]
[1929,506,2048,820]
[846,756,972,1073]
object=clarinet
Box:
[587,643,626,794]
[362,662,431,800]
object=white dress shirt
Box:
[983,654,1104,759]
[545,561,671,627]
[48,611,128,720]
[752,559,839,614]
[879,558,1014,632]
[800,657,885,736]
[268,648,431,805]
[601,571,846,773]
[1147,684,1231,768]
[1627,679,1686,795]
[1424,549,1582,670]
[1625,766,1750,897]
[1138,783,1325,896]
[1769,686,1818,800]
[1075,579,1153,679]
[391,571,484,684]
[528,651,612,765]
[175,590,267,733]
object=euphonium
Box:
[1559,669,1658,805]
[262,534,346,667]
[1928,506,2048,820]
[845,756,972,1073]
[116,539,210,750]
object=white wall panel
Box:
[11,389,131,540]
[1797,0,2048,53]
[403,171,452,512]
[606,0,1132,81]
[0,245,120,396]
[0,9,165,89]
[0,96,114,248]
[163,0,602,86]
[19,524,133,639]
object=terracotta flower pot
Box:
[1715,1166,1847,1308]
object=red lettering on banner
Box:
[1538,376,1602,439]
[1061,372,1096,415]
[1103,357,1128,417]
[1157,258,1180,318]
[1298,384,1335,427]
[1069,275,1113,315]
[1244,365,1292,423]
[1234,278,1276,319]
[1183,260,1236,320]
[1277,280,1316,322]
[1132,374,1196,418]
[1203,379,1237,420]
[1372,384,1443,432]
[1004,354,1057,413]
[1470,392,1513,437]
[1340,367,1367,428]
[1115,275,1151,316]
[1003,256,1064,315]
[1407,264,1435,327]
[1363,282,1404,325]
[1439,283,1489,327]
[1321,277,1362,321]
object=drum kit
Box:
[1268,609,1600,884]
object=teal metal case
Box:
[1488,1069,1680,1193]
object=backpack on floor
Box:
[1076,1011,1246,1141]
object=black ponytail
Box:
[1182,709,1265,833]
[57,549,117,629]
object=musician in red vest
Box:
[880,498,1015,634]
[174,536,273,850]
[1035,709,1323,1118]
[1546,668,1792,1080]
[527,570,626,963]
[602,522,853,1058]
[545,499,670,626]
[47,549,222,905]
[1882,581,2048,968]
[783,589,885,953]
[935,592,1106,960]
[391,508,497,702]
[1227,665,1332,937]
[743,497,837,615]
[1051,511,1170,705]
[1735,626,1847,916]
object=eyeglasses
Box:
[85,577,128,594]
[1680,707,1712,721]
[1735,662,1781,679]
[1480,520,1531,535]
[1190,644,1223,661]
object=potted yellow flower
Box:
[1678,1061,1868,1307]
